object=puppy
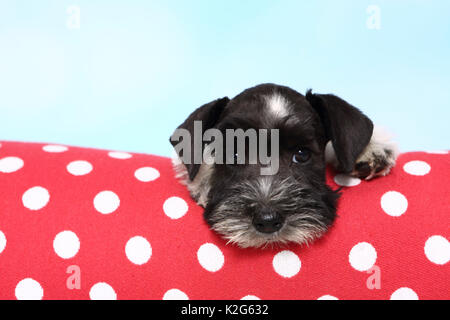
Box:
[170,84,398,248]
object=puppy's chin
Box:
[210,218,328,249]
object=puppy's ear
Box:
[170,97,229,180]
[306,90,373,173]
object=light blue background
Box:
[1,0,449,157]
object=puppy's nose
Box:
[252,209,284,234]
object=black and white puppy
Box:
[170,84,398,248]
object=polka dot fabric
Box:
[0,141,449,300]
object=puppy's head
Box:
[170,84,373,248]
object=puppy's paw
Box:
[351,126,399,180]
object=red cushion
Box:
[0,141,449,300]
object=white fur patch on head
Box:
[265,93,290,118]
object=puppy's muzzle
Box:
[252,208,284,234]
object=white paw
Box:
[351,126,399,180]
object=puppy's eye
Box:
[292,148,311,163]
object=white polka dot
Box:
[163,196,188,219]
[317,295,339,300]
[403,160,431,176]
[93,191,120,214]
[0,157,24,173]
[22,186,50,211]
[349,242,377,272]
[0,230,6,254]
[424,235,450,265]
[42,145,68,153]
[390,287,419,300]
[108,151,132,159]
[334,174,361,187]
[380,191,408,217]
[53,231,80,259]
[134,167,160,182]
[163,289,189,300]
[15,278,44,300]
[197,243,224,272]
[67,160,93,176]
[241,295,260,300]
[125,236,152,265]
[426,150,448,154]
[89,282,117,300]
[272,250,301,278]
